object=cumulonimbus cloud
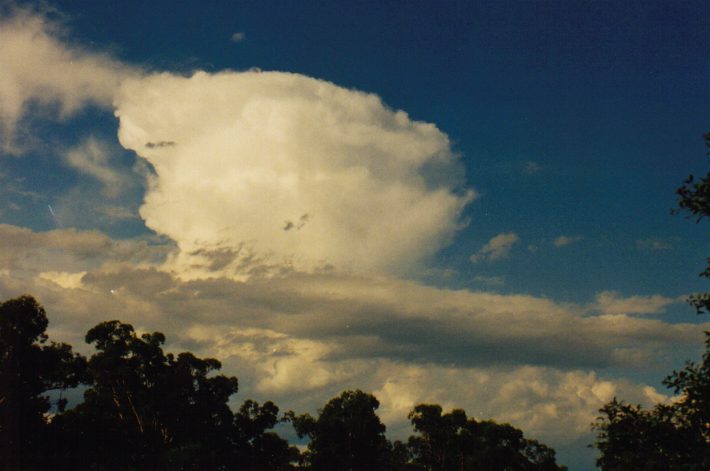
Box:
[115,71,475,277]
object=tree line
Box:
[591,133,710,470]
[1,294,566,470]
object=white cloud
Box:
[0,7,138,153]
[470,232,519,263]
[231,32,245,43]
[553,235,583,247]
[594,290,678,316]
[115,70,474,277]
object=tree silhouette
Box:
[0,295,86,471]
[233,399,300,470]
[52,320,238,470]
[675,132,710,313]
[594,332,710,469]
[290,390,392,471]
[407,404,566,471]
[1,295,568,470]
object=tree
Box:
[0,295,86,470]
[51,320,239,470]
[290,390,392,471]
[407,404,566,471]
[233,399,300,470]
[675,132,710,313]
[593,332,710,469]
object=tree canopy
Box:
[593,333,710,470]
[593,133,710,469]
[1,294,565,470]
[675,132,710,313]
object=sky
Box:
[1,1,709,468]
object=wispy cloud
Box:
[470,232,519,263]
[473,275,505,286]
[231,31,246,43]
[636,237,673,251]
[522,160,542,175]
[0,7,140,154]
[63,136,127,198]
[553,235,583,247]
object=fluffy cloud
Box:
[0,7,138,153]
[115,71,474,276]
[470,232,519,263]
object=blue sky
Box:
[1,1,709,469]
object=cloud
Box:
[115,70,474,277]
[0,223,170,276]
[63,136,128,198]
[593,291,678,316]
[636,237,673,250]
[0,7,139,153]
[522,161,542,175]
[470,232,519,263]
[231,32,246,43]
[473,275,505,286]
[553,235,583,247]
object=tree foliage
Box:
[290,390,392,471]
[594,333,710,469]
[675,132,710,313]
[0,295,86,471]
[407,404,565,471]
[1,295,565,470]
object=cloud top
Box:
[115,70,474,277]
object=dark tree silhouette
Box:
[1,295,568,470]
[52,320,239,470]
[594,332,710,470]
[0,295,86,471]
[233,399,300,470]
[290,390,392,471]
[675,132,710,313]
[407,404,566,471]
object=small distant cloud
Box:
[522,161,542,175]
[527,244,538,253]
[636,237,673,251]
[470,232,520,263]
[473,275,505,286]
[231,32,246,43]
[553,235,583,248]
